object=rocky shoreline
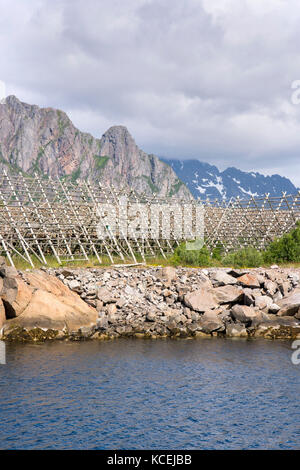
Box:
[1,259,300,342]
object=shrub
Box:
[211,243,224,261]
[171,243,212,266]
[264,222,300,264]
[222,247,264,268]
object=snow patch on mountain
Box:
[161,158,298,200]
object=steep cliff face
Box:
[0,95,100,180]
[0,96,190,199]
[98,125,188,196]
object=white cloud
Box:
[0,80,5,101]
[0,0,300,185]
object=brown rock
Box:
[237,273,260,288]
[277,290,300,316]
[211,271,237,286]
[96,300,104,311]
[231,305,259,323]
[0,266,18,279]
[106,303,117,316]
[214,285,244,304]
[198,318,225,334]
[3,288,97,333]
[159,267,177,285]
[184,289,218,312]
[278,281,291,297]
[264,280,277,296]
[255,295,273,311]
[1,275,18,304]
[1,277,33,318]
[243,288,255,306]
[23,271,71,297]
[96,287,116,304]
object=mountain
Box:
[0,95,190,199]
[1,95,297,201]
[161,158,298,200]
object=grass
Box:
[11,254,111,270]
[9,251,300,271]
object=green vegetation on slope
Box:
[168,180,183,197]
[142,175,159,193]
[171,222,300,268]
[93,155,109,171]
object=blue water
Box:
[0,338,299,450]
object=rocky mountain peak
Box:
[0,96,191,199]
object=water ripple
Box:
[0,338,299,449]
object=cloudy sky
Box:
[1,0,300,185]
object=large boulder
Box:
[277,290,300,317]
[231,305,259,323]
[23,271,71,297]
[264,280,278,296]
[3,289,97,332]
[198,311,225,334]
[184,288,218,312]
[214,285,244,304]
[255,295,273,311]
[1,278,33,318]
[2,271,98,338]
[237,273,260,289]
[0,266,18,278]
[211,271,237,286]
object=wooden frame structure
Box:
[0,171,299,267]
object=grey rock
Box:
[231,305,259,323]
[211,271,237,286]
[184,288,218,312]
[226,323,248,337]
[214,285,244,304]
[96,287,116,304]
[255,295,273,310]
[277,290,300,316]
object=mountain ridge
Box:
[161,157,298,200]
[0,95,190,199]
[0,95,298,201]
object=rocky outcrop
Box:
[0,95,190,199]
[0,268,98,341]
[1,265,300,342]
